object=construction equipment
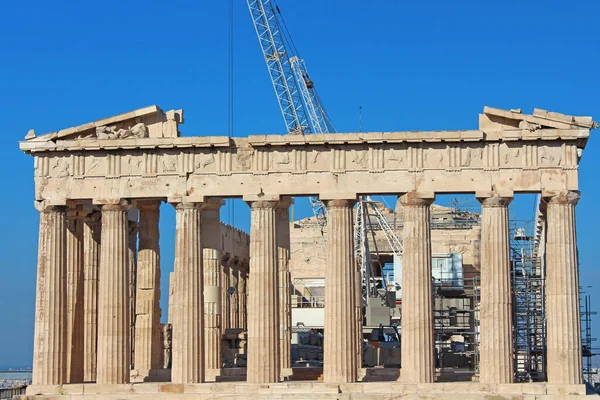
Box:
[246,0,335,135]
[355,197,403,304]
[246,1,400,304]
[246,0,333,229]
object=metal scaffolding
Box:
[580,290,599,389]
[510,219,547,382]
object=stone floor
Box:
[18,382,593,399]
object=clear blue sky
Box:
[1,0,599,369]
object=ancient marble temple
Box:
[19,105,596,399]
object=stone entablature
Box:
[19,105,596,397]
[20,106,594,205]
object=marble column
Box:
[477,194,513,384]
[127,210,138,373]
[97,201,132,384]
[229,259,240,329]
[83,211,101,382]
[276,200,292,377]
[171,202,204,384]
[238,262,248,330]
[545,191,583,384]
[32,204,68,385]
[201,199,224,378]
[221,255,231,331]
[400,193,434,384]
[134,201,162,378]
[323,199,358,383]
[247,200,280,383]
[66,206,85,383]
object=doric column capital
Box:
[83,210,102,224]
[324,199,356,209]
[277,196,293,209]
[477,193,513,208]
[248,200,279,210]
[399,191,435,207]
[171,201,203,211]
[201,197,225,211]
[544,190,580,206]
[134,199,162,212]
[98,199,132,212]
[66,202,87,220]
[35,201,67,214]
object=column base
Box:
[23,382,588,399]
[280,368,293,381]
[204,368,222,382]
[130,368,171,383]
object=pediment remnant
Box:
[26,105,183,142]
[480,106,597,131]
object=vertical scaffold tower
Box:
[510,218,547,382]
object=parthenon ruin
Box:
[18,105,596,399]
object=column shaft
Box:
[97,203,131,384]
[238,263,248,330]
[83,212,101,382]
[134,202,162,377]
[400,193,434,384]
[229,261,240,329]
[478,195,513,384]
[545,191,582,384]
[201,201,223,376]
[323,199,358,383]
[221,260,231,331]
[247,201,280,383]
[171,202,204,383]
[128,213,138,371]
[32,205,68,385]
[276,204,292,375]
[66,209,85,383]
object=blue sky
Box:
[1,0,599,369]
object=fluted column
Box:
[247,200,280,383]
[238,262,248,330]
[83,211,101,382]
[477,194,513,384]
[400,192,434,384]
[201,199,224,378]
[229,259,240,329]
[171,202,204,384]
[97,201,132,384]
[32,204,67,385]
[323,199,358,383]
[134,201,162,378]
[276,200,292,377]
[66,206,85,383]
[221,256,231,331]
[545,191,582,384]
[128,211,138,373]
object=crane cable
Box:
[228,0,235,255]
[228,0,234,139]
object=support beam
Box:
[247,200,280,383]
[97,201,132,384]
[171,202,204,384]
[201,199,224,380]
[323,199,358,383]
[238,262,248,331]
[545,191,583,384]
[400,192,435,384]
[66,206,85,383]
[134,201,162,378]
[83,211,101,382]
[276,199,292,379]
[477,194,513,384]
[32,205,68,385]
